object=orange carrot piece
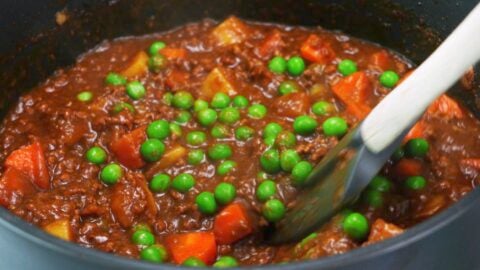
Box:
[5,141,49,189]
[273,92,310,118]
[165,232,217,265]
[300,34,336,64]
[332,71,372,120]
[393,159,423,177]
[257,30,283,59]
[0,168,35,207]
[460,158,480,170]
[370,50,392,70]
[214,203,254,245]
[110,127,146,169]
[160,48,187,60]
[165,70,189,90]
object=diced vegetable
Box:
[214,203,253,244]
[300,34,336,64]
[165,70,189,90]
[5,141,49,189]
[43,219,73,241]
[165,232,217,265]
[201,68,237,99]
[121,51,149,78]
[160,48,187,60]
[110,182,136,228]
[332,71,372,120]
[364,219,403,245]
[427,94,463,120]
[273,92,310,118]
[369,50,392,71]
[460,158,480,170]
[212,17,248,46]
[393,159,422,177]
[257,30,283,59]
[110,127,146,169]
[0,168,35,207]
[145,146,187,180]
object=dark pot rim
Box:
[1,187,478,269]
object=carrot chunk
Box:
[273,92,310,118]
[369,50,392,71]
[364,219,403,245]
[5,141,49,189]
[300,34,336,64]
[460,158,480,170]
[160,48,187,60]
[0,168,35,207]
[393,159,422,177]
[165,70,189,90]
[332,71,372,119]
[427,94,463,120]
[257,30,283,59]
[110,127,146,169]
[165,232,217,265]
[214,203,253,245]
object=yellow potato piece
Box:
[212,17,248,46]
[201,68,237,99]
[43,219,73,241]
[121,51,149,78]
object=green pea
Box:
[182,257,206,267]
[262,199,286,222]
[194,99,209,113]
[172,91,194,109]
[260,149,281,174]
[257,171,270,181]
[248,104,267,119]
[175,110,192,125]
[392,147,405,161]
[211,93,231,109]
[298,232,318,249]
[380,70,400,88]
[196,108,217,127]
[268,56,288,74]
[105,72,127,86]
[232,95,249,108]
[148,54,167,72]
[405,138,429,158]
[187,149,205,165]
[256,180,277,202]
[132,229,155,246]
[172,173,195,193]
[363,190,384,208]
[217,160,237,176]
[126,81,146,100]
[149,174,170,193]
[287,56,306,76]
[85,146,107,165]
[100,163,122,185]
[291,161,313,186]
[148,41,166,56]
[112,102,135,114]
[275,131,297,148]
[342,212,369,240]
[133,223,151,233]
[280,149,301,172]
[140,244,168,263]
[147,120,170,140]
[214,182,236,205]
[368,176,392,193]
[338,59,358,76]
[195,191,217,215]
[162,92,173,106]
[263,123,283,138]
[169,123,182,136]
[211,124,230,139]
[293,115,318,135]
[405,176,427,190]
[263,136,276,147]
[140,139,166,162]
[219,107,240,125]
[208,144,233,160]
[186,131,207,146]
[213,256,239,268]
[278,81,300,96]
[235,126,254,141]
[312,101,334,116]
[322,116,348,137]
[77,91,93,102]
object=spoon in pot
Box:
[268,3,480,244]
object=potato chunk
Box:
[121,51,149,78]
[212,17,248,46]
[43,219,73,241]
[201,68,237,99]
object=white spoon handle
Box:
[361,3,480,153]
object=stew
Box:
[0,17,479,266]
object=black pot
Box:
[0,1,479,269]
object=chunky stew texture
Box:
[0,17,479,266]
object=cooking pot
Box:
[0,0,479,269]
